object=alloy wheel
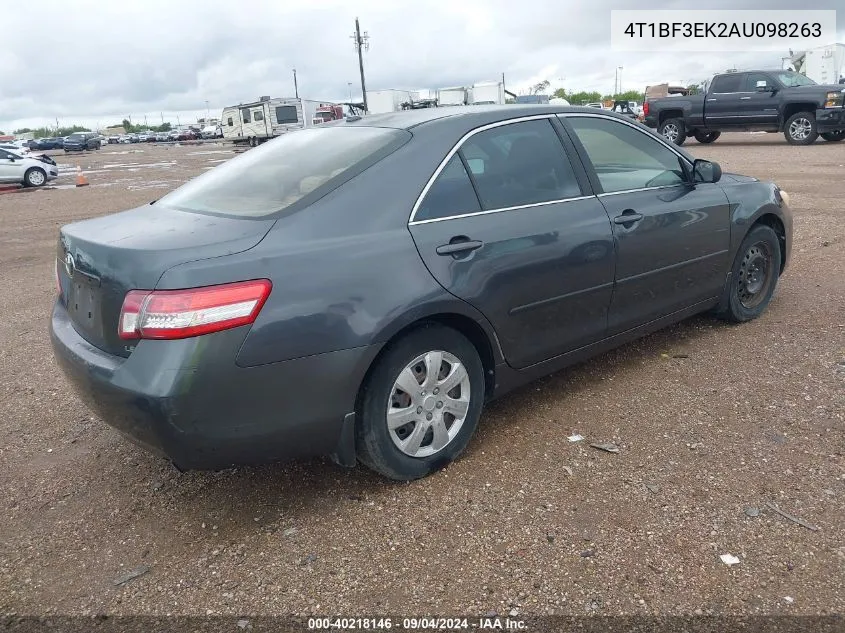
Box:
[387,350,471,458]
[789,117,812,141]
[662,123,679,143]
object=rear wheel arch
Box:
[658,109,684,126]
[356,313,498,415]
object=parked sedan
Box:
[50,106,792,480]
[0,148,58,186]
[155,131,169,142]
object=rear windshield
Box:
[157,126,409,217]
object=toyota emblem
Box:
[64,252,75,277]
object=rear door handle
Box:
[707,98,717,102]
[739,96,751,100]
[613,211,643,225]
[436,238,484,256]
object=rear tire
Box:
[784,112,818,145]
[356,324,485,481]
[694,130,721,144]
[658,118,686,146]
[23,167,47,187]
[717,225,782,323]
[820,131,845,142]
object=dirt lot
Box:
[0,135,843,620]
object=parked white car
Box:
[0,147,58,187]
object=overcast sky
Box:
[2,0,843,132]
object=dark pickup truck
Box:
[644,70,845,146]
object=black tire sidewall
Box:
[820,131,845,142]
[726,225,782,322]
[356,324,485,480]
[784,112,818,145]
[659,118,686,146]
[694,131,721,143]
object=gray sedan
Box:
[50,105,792,480]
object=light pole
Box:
[348,82,353,101]
[205,100,210,120]
[292,69,299,98]
[615,66,623,96]
[350,18,370,111]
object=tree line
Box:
[12,119,174,139]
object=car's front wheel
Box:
[784,112,818,145]
[717,224,782,322]
[356,324,485,480]
[23,167,47,187]
[820,131,845,142]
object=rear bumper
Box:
[50,301,379,470]
[816,107,845,132]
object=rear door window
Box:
[710,73,744,93]
[457,119,582,210]
[158,126,410,217]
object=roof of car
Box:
[345,105,632,129]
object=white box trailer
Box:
[365,89,418,114]
[221,97,323,145]
[802,44,845,85]
[469,81,505,105]
[438,87,467,106]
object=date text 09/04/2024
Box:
[307,617,528,630]
[623,21,822,39]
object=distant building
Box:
[515,95,550,104]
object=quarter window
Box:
[415,155,481,222]
[457,119,582,210]
[566,116,686,193]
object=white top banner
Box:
[611,10,838,52]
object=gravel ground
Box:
[0,135,843,619]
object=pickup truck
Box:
[643,70,845,146]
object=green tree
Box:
[567,91,603,105]
[14,127,32,134]
[552,88,568,99]
[686,84,700,95]
[614,89,645,103]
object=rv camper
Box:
[365,90,419,114]
[221,96,328,146]
[469,82,505,105]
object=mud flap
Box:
[330,412,357,468]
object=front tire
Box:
[717,225,782,323]
[356,324,485,480]
[23,167,46,187]
[820,131,845,142]
[784,112,818,145]
[658,118,686,146]
[694,130,721,144]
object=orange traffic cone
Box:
[75,166,89,187]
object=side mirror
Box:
[693,159,722,184]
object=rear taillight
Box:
[643,102,650,116]
[118,279,272,340]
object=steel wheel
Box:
[788,117,812,141]
[737,241,774,310]
[386,350,470,458]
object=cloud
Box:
[1,0,843,130]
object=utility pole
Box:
[292,69,299,98]
[205,100,210,120]
[348,82,353,101]
[144,114,148,127]
[160,112,164,124]
[615,66,623,95]
[351,18,370,111]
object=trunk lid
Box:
[56,204,275,357]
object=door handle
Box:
[436,237,484,256]
[739,96,751,100]
[613,210,644,226]
[707,98,717,102]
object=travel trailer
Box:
[221,97,329,145]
